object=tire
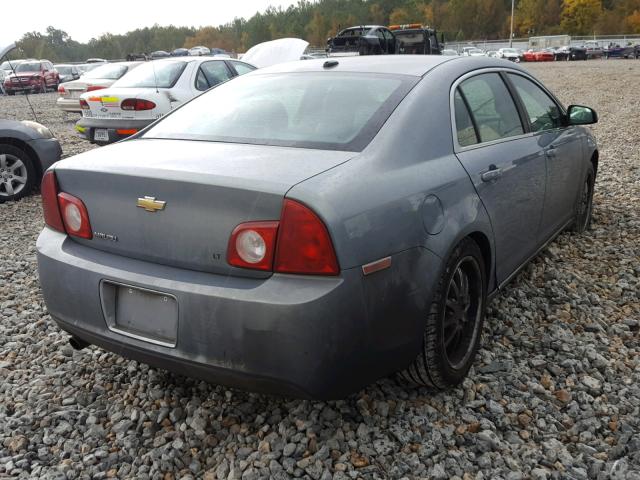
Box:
[0,144,36,203]
[399,238,487,389]
[570,163,595,233]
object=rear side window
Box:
[458,73,523,143]
[508,74,562,132]
[454,90,478,146]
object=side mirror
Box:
[567,105,598,125]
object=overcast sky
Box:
[1,0,298,46]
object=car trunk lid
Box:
[81,88,171,121]
[53,139,353,277]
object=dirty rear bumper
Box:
[37,228,441,398]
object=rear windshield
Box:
[84,64,128,80]
[143,72,415,151]
[16,62,41,72]
[395,31,426,45]
[114,61,187,88]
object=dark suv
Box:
[3,60,60,95]
[327,26,397,55]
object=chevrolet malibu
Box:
[37,56,598,399]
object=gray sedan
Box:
[36,56,598,399]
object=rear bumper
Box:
[76,117,154,145]
[36,227,441,398]
[57,98,82,112]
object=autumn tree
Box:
[561,0,603,34]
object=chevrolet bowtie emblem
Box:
[137,196,166,212]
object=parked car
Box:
[0,119,62,202]
[57,62,143,113]
[462,47,485,56]
[327,26,397,55]
[75,64,97,75]
[496,48,520,62]
[486,51,498,58]
[150,50,171,59]
[171,48,189,57]
[442,49,458,56]
[604,44,636,59]
[37,56,598,399]
[76,58,256,145]
[189,46,211,56]
[389,24,442,55]
[554,46,587,61]
[523,49,554,62]
[583,41,604,59]
[54,64,81,83]
[0,59,24,89]
[3,60,60,95]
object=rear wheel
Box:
[399,238,487,389]
[571,164,595,233]
[0,144,36,203]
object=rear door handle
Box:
[481,167,503,182]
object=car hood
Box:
[241,38,309,68]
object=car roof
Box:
[256,55,455,77]
[256,55,529,78]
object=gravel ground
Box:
[1,60,639,480]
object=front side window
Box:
[508,74,562,132]
[459,73,523,143]
[144,72,415,151]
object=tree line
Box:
[13,0,640,62]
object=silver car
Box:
[37,56,598,399]
[56,61,142,112]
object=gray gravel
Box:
[1,60,639,479]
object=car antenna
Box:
[3,55,40,124]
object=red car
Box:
[3,59,60,95]
[523,49,555,62]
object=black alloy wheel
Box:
[400,238,487,389]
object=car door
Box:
[505,73,583,240]
[452,71,547,283]
[382,28,396,53]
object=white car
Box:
[57,62,143,113]
[463,48,486,57]
[76,57,256,144]
[497,48,521,62]
[188,46,211,56]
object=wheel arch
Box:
[0,137,42,180]
[590,149,599,177]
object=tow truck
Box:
[389,24,442,55]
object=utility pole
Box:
[509,0,515,47]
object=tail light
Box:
[41,170,92,239]
[227,200,339,276]
[274,200,339,275]
[227,221,279,271]
[121,99,156,111]
[57,193,93,239]
[79,99,89,110]
[41,171,64,233]
[57,85,67,96]
[86,85,105,92]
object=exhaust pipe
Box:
[69,336,90,350]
